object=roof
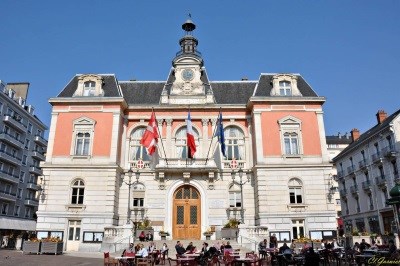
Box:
[333,108,400,161]
[211,81,256,104]
[326,135,352,145]
[120,82,165,105]
[57,74,120,97]
[253,74,318,97]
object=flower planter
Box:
[23,241,41,254]
[160,234,168,240]
[41,242,63,255]
[204,234,213,240]
[221,228,238,240]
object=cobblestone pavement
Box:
[0,249,103,266]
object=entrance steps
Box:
[110,239,254,258]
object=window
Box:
[14,205,20,216]
[68,220,81,241]
[4,126,9,134]
[22,155,27,165]
[292,220,305,239]
[175,127,199,159]
[0,143,6,152]
[37,129,43,138]
[335,199,341,205]
[19,171,25,182]
[28,123,32,134]
[83,232,103,242]
[37,231,63,240]
[72,117,95,157]
[0,102,2,113]
[271,231,291,241]
[368,194,374,210]
[224,126,245,160]
[278,116,302,156]
[1,203,9,215]
[279,81,292,96]
[129,127,151,161]
[8,166,14,176]
[289,178,303,204]
[392,160,398,175]
[284,133,299,155]
[71,179,85,204]
[24,207,31,218]
[83,81,96,96]
[229,183,242,208]
[15,132,20,141]
[132,183,145,208]
[25,139,30,150]
[355,219,365,232]
[75,133,90,155]
[17,188,22,199]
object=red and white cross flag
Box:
[187,111,197,158]
[140,112,159,155]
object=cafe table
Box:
[233,257,255,265]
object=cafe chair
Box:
[104,252,119,266]
[168,257,181,266]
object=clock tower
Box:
[160,18,215,104]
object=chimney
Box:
[376,110,387,124]
[351,128,360,142]
[241,77,248,81]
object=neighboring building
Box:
[326,133,352,233]
[333,110,400,235]
[36,19,336,252]
[0,80,47,245]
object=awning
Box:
[0,217,36,231]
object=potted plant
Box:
[159,230,170,240]
[221,218,240,240]
[203,228,214,240]
[23,238,41,254]
[40,237,63,255]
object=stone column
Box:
[252,111,264,164]
[165,118,173,158]
[202,118,209,158]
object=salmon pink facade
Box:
[36,20,336,252]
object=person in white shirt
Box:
[137,244,149,257]
[148,241,156,252]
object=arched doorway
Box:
[172,185,201,239]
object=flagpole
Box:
[153,108,169,167]
[205,109,221,166]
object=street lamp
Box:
[123,169,140,224]
[231,168,250,223]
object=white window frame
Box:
[229,183,242,208]
[288,178,303,204]
[279,81,292,96]
[1,202,9,215]
[24,207,31,218]
[132,183,145,208]
[14,205,20,216]
[74,74,104,97]
[129,127,151,162]
[83,81,96,96]
[71,179,85,205]
[292,219,305,239]
[278,116,303,157]
[71,117,96,157]
[175,126,199,159]
[270,74,302,96]
[224,126,245,160]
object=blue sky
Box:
[1,1,399,136]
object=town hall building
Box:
[36,19,336,251]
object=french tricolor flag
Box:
[187,111,196,158]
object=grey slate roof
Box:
[254,74,318,97]
[120,82,165,105]
[333,108,400,161]
[326,135,352,145]
[57,74,120,97]
[211,82,257,104]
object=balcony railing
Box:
[26,182,41,191]
[29,166,43,176]
[362,180,372,191]
[0,169,19,184]
[382,146,397,158]
[0,150,21,165]
[24,198,39,207]
[31,151,45,161]
[350,185,359,194]
[358,159,368,169]
[371,153,383,164]
[156,158,218,172]
[339,189,347,197]
[34,135,48,147]
[0,132,24,149]
[3,115,26,132]
[0,190,17,202]
[375,175,387,187]
[337,171,345,179]
[347,165,356,175]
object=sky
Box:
[1,0,399,136]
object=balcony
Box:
[156,158,218,173]
[0,150,21,165]
[347,165,356,175]
[337,170,345,179]
[29,166,43,176]
[3,115,26,132]
[362,180,372,191]
[358,159,368,170]
[0,190,16,202]
[350,185,359,194]
[375,175,387,187]
[26,182,41,191]
[24,198,39,207]
[382,146,397,158]
[34,135,48,147]
[371,153,383,164]
[0,169,19,184]
[357,207,361,213]
[0,132,24,149]
[31,151,45,161]
[339,188,347,198]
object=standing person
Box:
[148,241,156,252]
[258,239,267,257]
[290,239,297,254]
[224,241,232,249]
[389,239,397,254]
[359,239,371,253]
[270,234,278,248]
[161,243,169,256]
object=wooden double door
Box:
[172,185,201,239]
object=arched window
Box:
[175,127,199,159]
[279,81,292,96]
[224,126,245,160]
[229,183,242,208]
[71,179,85,204]
[130,127,151,161]
[288,178,303,204]
[75,132,90,155]
[83,81,96,96]
[283,132,299,155]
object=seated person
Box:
[148,241,156,252]
[186,242,194,252]
[175,241,186,255]
[139,231,146,242]
[136,244,149,258]
[258,239,267,255]
[225,241,232,249]
[290,239,297,254]
[161,243,169,256]
[389,239,397,255]
[146,231,153,242]
[279,241,291,254]
[359,239,371,253]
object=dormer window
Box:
[279,81,292,96]
[83,81,96,96]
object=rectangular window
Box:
[19,171,25,182]
[24,207,31,218]
[133,198,144,207]
[14,205,20,216]
[17,188,22,199]
[229,192,242,207]
[22,155,27,165]
[8,166,14,176]
[83,232,103,242]
[71,188,84,204]
[271,231,291,242]
[28,123,32,134]
[68,220,81,241]
[1,203,9,215]
[289,188,302,204]
[25,139,30,150]
[0,143,6,152]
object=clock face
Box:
[181,69,194,81]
